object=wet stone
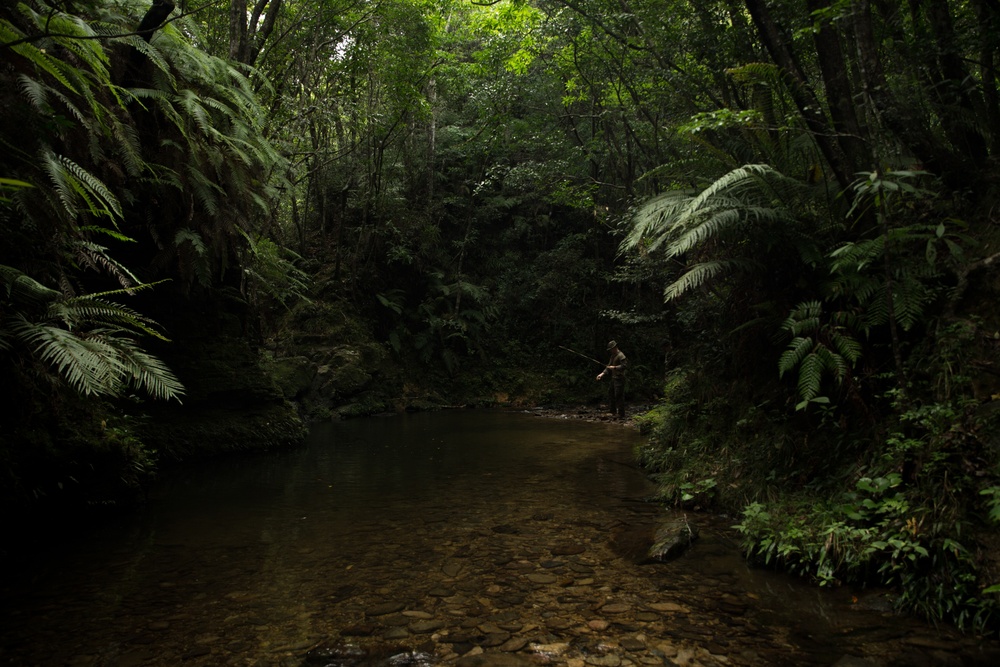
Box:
[382,627,409,640]
[457,653,535,667]
[340,624,377,636]
[620,638,646,651]
[410,620,446,634]
[481,632,512,647]
[442,563,463,577]
[601,604,630,615]
[181,646,210,659]
[383,614,410,626]
[545,617,573,630]
[366,603,405,617]
[500,637,530,652]
[427,588,455,597]
[552,544,586,556]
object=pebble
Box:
[366,602,405,616]
[601,603,630,614]
[5,432,993,667]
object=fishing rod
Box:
[558,345,606,367]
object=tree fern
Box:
[624,164,811,302]
[663,259,760,301]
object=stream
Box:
[1,409,998,667]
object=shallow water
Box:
[0,410,997,666]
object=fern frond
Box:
[183,157,223,214]
[891,279,931,331]
[663,259,755,301]
[73,240,139,289]
[46,297,161,337]
[119,35,176,90]
[797,352,825,401]
[782,300,822,335]
[667,207,741,257]
[830,330,862,364]
[58,154,121,218]
[727,62,784,86]
[779,336,814,377]
[5,32,80,94]
[40,150,122,221]
[178,89,213,136]
[816,345,848,383]
[110,336,185,402]
[0,265,61,303]
[10,317,120,397]
[17,73,52,112]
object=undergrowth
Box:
[637,326,1000,635]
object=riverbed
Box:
[1,409,997,666]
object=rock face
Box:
[136,291,307,461]
[647,517,699,562]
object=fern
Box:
[40,150,122,221]
[73,240,139,289]
[779,300,863,410]
[1,266,182,401]
[664,259,760,301]
[624,164,807,267]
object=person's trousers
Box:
[610,378,626,418]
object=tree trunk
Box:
[921,0,989,166]
[852,0,957,178]
[806,0,870,175]
[971,0,1000,155]
[229,0,283,65]
[739,0,855,194]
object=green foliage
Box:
[237,228,311,310]
[0,265,184,401]
[778,300,862,410]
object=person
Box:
[596,340,627,419]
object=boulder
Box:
[647,516,699,562]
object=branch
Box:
[137,0,176,42]
[1,1,221,50]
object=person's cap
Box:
[607,340,617,350]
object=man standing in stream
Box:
[596,340,628,419]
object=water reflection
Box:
[0,410,995,667]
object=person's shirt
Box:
[609,350,627,376]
